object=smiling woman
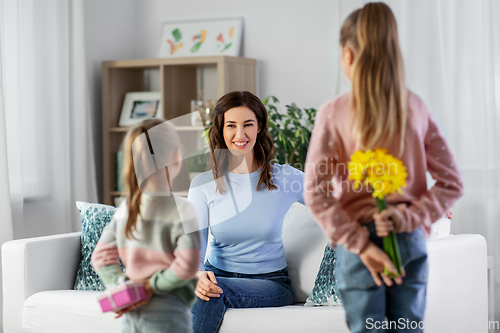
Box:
[187,91,306,333]
[207,91,277,195]
[223,106,258,154]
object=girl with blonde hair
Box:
[92,119,200,333]
[304,3,463,332]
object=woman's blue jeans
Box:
[191,261,295,333]
[336,221,428,333]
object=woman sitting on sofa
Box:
[187,91,305,333]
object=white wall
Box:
[83,0,137,201]
[129,0,347,109]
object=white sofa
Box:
[2,203,489,333]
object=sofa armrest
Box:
[2,232,82,333]
[426,234,488,332]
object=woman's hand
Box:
[359,242,405,287]
[373,204,406,237]
[195,270,223,301]
[114,278,155,318]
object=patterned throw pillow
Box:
[305,244,342,306]
[74,201,120,291]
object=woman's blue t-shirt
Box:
[187,164,304,274]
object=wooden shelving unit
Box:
[101,56,257,205]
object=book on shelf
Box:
[117,150,123,192]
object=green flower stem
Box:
[375,197,403,278]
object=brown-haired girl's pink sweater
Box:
[91,194,200,306]
[304,91,464,254]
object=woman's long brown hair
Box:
[121,118,178,239]
[208,91,276,194]
[340,2,408,155]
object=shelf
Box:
[111,190,188,197]
[102,55,256,69]
[110,126,206,133]
[102,56,256,205]
[109,127,128,133]
[175,126,206,131]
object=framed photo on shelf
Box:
[158,17,243,58]
[118,92,162,127]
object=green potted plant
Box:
[263,96,317,171]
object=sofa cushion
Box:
[282,203,328,303]
[305,244,342,306]
[74,201,119,291]
[23,290,121,333]
[219,305,349,333]
[23,292,350,333]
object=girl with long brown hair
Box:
[92,119,200,333]
[187,91,305,333]
[304,3,463,332]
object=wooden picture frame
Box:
[118,92,162,127]
[159,17,243,57]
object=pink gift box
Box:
[98,281,147,313]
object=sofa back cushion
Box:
[282,203,327,303]
[74,201,119,291]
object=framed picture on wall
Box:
[158,17,243,58]
[118,92,162,127]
